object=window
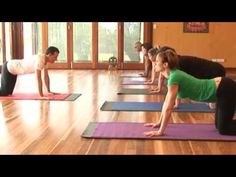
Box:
[98,22,118,63]
[5,22,11,61]
[23,22,42,57]
[23,22,33,57]
[123,22,144,63]
[48,22,67,62]
[73,22,92,63]
[2,22,152,70]
[33,23,42,54]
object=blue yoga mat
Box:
[100,101,218,112]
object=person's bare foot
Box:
[144,80,152,84]
[150,87,160,93]
[208,103,216,109]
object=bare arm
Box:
[145,62,156,84]
[36,69,44,97]
[158,73,165,90]
[150,62,156,83]
[174,98,181,108]
[142,55,150,77]
[144,84,178,136]
[150,72,164,92]
[43,68,50,93]
[158,85,178,134]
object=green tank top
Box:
[167,70,217,102]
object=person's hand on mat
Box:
[150,87,161,93]
[173,98,180,109]
[173,104,179,109]
[139,72,144,76]
[47,92,59,95]
[144,123,160,128]
[144,80,153,84]
[144,131,163,137]
[39,95,50,100]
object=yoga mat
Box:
[120,79,159,85]
[117,88,166,95]
[100,101,216,113]
[120,73,142,78]
[82,122,236,141]
[0,93,81,101]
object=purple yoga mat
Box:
[82,122,236,141]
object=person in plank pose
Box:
[0,46,59,98]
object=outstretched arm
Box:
[44,68,57,95]
[145,62,156,84]
[150,62,156,83]
[174,98,181,109]
[150,72,164,92]
[43,68,51,93]
[141,55,151,77]
[36,69,44,97]
[144,84,178,136]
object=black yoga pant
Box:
[215,77,236,135]
[0,62,17,96]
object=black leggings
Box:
[215,77,236,135]
[0,62,17,96]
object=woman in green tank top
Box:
[150,46,225,109]
[144,50,236,136]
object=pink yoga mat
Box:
[0,93,73,100]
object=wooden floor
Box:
[1,69,236,155]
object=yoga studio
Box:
[1,22,236,156]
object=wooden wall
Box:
[152,22,236,68]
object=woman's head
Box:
[155,50,179,72]
[148,48,158,62]
[141,43,153,55]
[158,46,176,53]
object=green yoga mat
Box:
[117,88,167,95]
